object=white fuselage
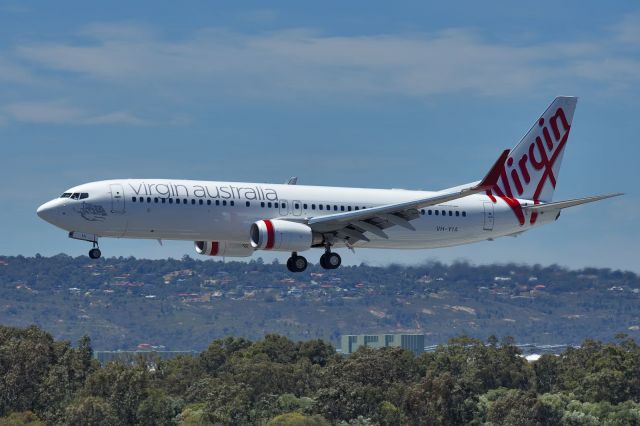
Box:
[37,179,554,251]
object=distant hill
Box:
[0,255,638,350]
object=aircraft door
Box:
[292,200,302,216]
[483,202,494,231]
[279,200,289,216]
[110,183,125,214]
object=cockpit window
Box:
[69,192,89,200]
[60,193,72,198]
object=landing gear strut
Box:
[88,241,102,259]
[319,246,341,270]
[287,252,308,273]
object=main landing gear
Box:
[286,246,342,273]
[88,242,102,259]
[287,252,308,273]
[320,249,341,270]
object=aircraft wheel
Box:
[89,248,102,259]
[326,252,341,269]
[320,252,341,269]
[293,255,307,272]
[287,255,307,272]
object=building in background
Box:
[340,334,425,355]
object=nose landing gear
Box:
[69,232,102,259]
[88,242,102,259]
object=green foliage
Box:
[0,411,45,426]
[64,396,118,426]
[82,361,150,424]
[136,390,182,426]
[267,412,329,426]
[3,325,640,425]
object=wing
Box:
[306,149,510,243]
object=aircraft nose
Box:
[37,200,59,223]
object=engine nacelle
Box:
[250,219,321,252]
[194,241,254,257]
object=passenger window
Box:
[311,204,316,210]
[169,198,173,204]
[355,206,359,210]
[154,198,159,203]
[267,202,272,208]
[223,200,227,206]
[319,205,323,210]
[146,197,150,203]
[441,210,446,216]
[449,211,452,216]
[132,197,136,202]
[162,198,166,204]
[341,206,345,211]
[462,211,466,217]
[230,201,235,206]
[428,210,432,215]
[261,202,265,208]
[421,209,425,215]
[347,206,352,211]
[191,199,196,205]
[199,199,203,205]
[435,210,439,216]
[216,200,220,206]
[175,199,180,204]
[455,211,459,217]
[326,205,330,210]
[296,203,300,209]
[303,203,308,209]
[246,201,251,207]
[183,199,188,204]
[207,200,211,205]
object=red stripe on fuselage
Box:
[264,220,275,250]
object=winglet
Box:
[475,149,510,190]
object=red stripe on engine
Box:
[264,220,275,250]
[210,241,219,256]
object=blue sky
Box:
[1,1,638,271]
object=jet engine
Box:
[250,219,322,252]
[194,241,254,257]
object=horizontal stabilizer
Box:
[523,193,623,214]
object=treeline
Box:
[2,326,640,425]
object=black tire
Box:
[293,255,307,272]
[89,248,101,259]
[286,257,295,272]
[319,253,329,269]
[327,252,341,269]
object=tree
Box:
[0,411,45,426]
[267,412,329,426]
[82,362,149,424]
[136,390,182,426]
[64,396,118,426]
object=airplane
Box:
[37,97,621,272]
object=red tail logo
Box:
[487,107,571,225]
